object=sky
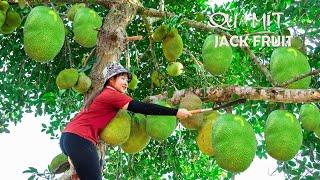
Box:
[0,0,288,179]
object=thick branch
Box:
[145,85,320,104]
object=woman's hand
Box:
[176,108,192,119]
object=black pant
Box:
[59,132,102,180]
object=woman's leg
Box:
[61,132,102,180]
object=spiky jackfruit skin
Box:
[299,104,320,131]
[202,35,233,75]
[179,93,203,130]
[128,74,139,90]
[0,11,5,27]
[49,153,69,174]
[212,114,257,173]
[196,111,218,156]
[56,68,79,89]
[0,1,9,13]
[152,24,168,42]
[151,71,164,87]
[146,101,177,141]
[162,28,183,62]
[72,72,91,93]
[73,7,102,48]
[121,114,150,154]
[167,62,183,76]
[100,110,131,146]
[24,6,65,62]
[270,47,311,89]
[67,3,85,21]
[265,110,303,161]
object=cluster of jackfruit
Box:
[23,6,65,62]
[68,4,102,48]
[0,1,22,34]
[100,110,151,154]
[299,104,320,137]
[152,24,184,78]
[56,68,91,94]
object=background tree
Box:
[0,0,319,179]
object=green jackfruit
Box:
[56,68,79,89]
[24,6,65,62]
[196,111,218,156]
[0,11,5,27]
[290,37,304,50]
[167,62,183,76]
[212,114,257,173]
[4,9,21,28]
[48,153,69,174]
[202,35,233,75]
[162,28,183,62]
[121,114,150,154]
[146,101,177,141]
[151,71,165,87]
[265,110,303,161]
[128,74,139,90]
[299,104,320,131]
[152,24,168,42]
[0,1,9,13]
[100,110,131,146]
[179,92,203,130]
[270,47,311,89]
[72,72,91,94]
[73,7,102,48]
[67,3,85,21]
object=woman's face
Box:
[109,74,129,93]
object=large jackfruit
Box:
[162,28,183,62]
[196,111,218,156]
[24,6,65,62]
[56,68,79,89]
[265,110,303,161]
[152,24,168,42]
[270,47,311,89]
[72,72,91,94]
[100,110,131,146]
[212,114,257,173]
[73,7,102,48]
[146,101,177,141]
[299,104,320,131]
[121,114,150,154]
[67,3,85,21]
[48,153,69,174]
[202,35,233,75]
[179,92,203,130]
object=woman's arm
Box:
[122,100,192,119]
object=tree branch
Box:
[145,85,320,104]
[278,69,320,87]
